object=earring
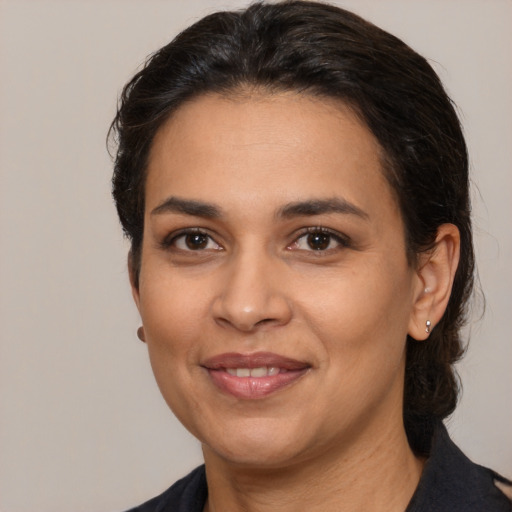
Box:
[137,326,146,342]
[425,320,432,334]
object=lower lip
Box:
[207,369,309,399]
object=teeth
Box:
[250,367,267,377]
[225,367,281,377]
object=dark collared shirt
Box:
[127,423,511,511]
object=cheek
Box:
[136,269,212,424]
[138,264,212,359]
[301,279,410,430]
[296,260,413,371]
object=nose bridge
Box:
[212,243,292,332]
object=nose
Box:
[211,250,293,332]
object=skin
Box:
[132,92,460,512]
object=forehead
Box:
[151,91,375,158]
[145,92,399,223]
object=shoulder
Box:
[407,422,512,511]
[124,465,207,512]
[495,477,512,502]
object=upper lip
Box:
[202,352,310,370]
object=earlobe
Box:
[128,252,146,344]
[408,224,460,341]
[137,326,146,342]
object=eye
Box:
[166,230,222,251]
[289,228,349,252]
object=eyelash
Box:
[160,226,351,253]
[290,227,351,252]
[160,228,221,251]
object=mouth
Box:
[201,352,311,399]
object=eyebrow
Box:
[151,197,222,218]
[277,198,369,220]
[150,196,369,221]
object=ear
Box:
[128,250,141,312]
[408,224,460,341]
[129,252,147,343]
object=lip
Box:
[202,352,311,400]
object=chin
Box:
[198,416,312,468]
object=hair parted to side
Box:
[109,0,474,452]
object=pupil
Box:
[185,233,208,249]
[307,232,330,250]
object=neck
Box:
[203,416,424,512]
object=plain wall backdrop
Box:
[1,1,511,511]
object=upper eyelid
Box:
[293,226,350,241]
[287,227,352,254]
[161,227,219,248]
[176,232,221,250]
[159,225,350,249]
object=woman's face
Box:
[134,92,425,468]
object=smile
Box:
[202,352,310,399]
[226,367,281,377]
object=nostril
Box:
[214,314,279,332]
[254,318,275,327]
[215,317,235,330]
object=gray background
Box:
[1,1,511,511]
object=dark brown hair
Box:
[109,1,474,451]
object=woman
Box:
[109,1,511,510]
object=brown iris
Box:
[185,233,209,249]
[307,232,331,250]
